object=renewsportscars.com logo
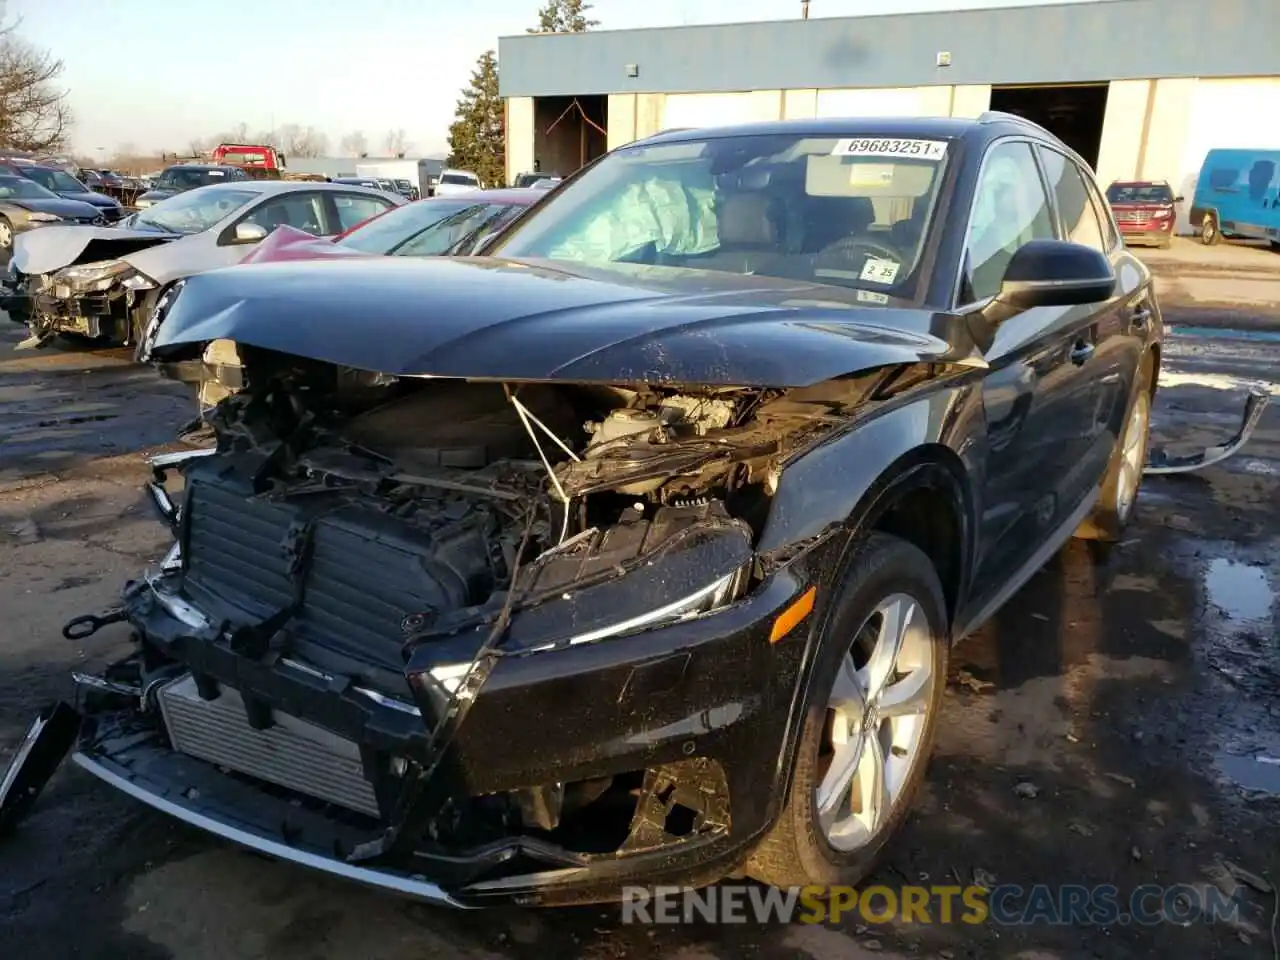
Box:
[620,883,1244,927]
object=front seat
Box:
[694,192,782,274]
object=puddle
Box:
[1218,753,1280,795]
[1204,558,1273,625]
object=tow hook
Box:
[62,608,128,641]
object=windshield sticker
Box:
[860,258,901,284]
[857,289,890,304]
[208,170,226,176]
[833,138,948,161]
[849,164,895,187]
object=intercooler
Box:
[158,674,381,817]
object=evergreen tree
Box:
[445,50,505,187]
[528,0,598,33]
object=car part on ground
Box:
[9,181,404,350]
[5,114,1178,907]
[1144,387,1271,475]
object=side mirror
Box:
[232,222,268,243]
[1174,195,1185,203]
[993,239,1116,313]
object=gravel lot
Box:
[2,238,1277,960]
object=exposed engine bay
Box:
[165,350,924,670]
[39,351,933,897]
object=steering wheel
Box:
[819,236,903,268]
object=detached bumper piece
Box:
[0,703,81,835]
[1145,387,1270,475]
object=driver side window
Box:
[963,141,1054,302]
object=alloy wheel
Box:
[0,221,11,248]
[1115,390,1150,520]
[816,593,936,852]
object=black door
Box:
[960,139,1108,606]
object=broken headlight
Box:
[53,259,142,294]
[426,567,749,694]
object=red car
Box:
[1105,180,1182,248]
[241,188,544,265]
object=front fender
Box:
[753,383,985,834]
[758,384,983,557]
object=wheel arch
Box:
[758,414,978,832]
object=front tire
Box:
[747,532,948,889]
[0,215,13,252]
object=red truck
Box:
[210,143,286,179]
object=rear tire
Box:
[1075,357,1154,542]
[1200,212,1220,246]
[747,533,948,889]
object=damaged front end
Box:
[11,228,177,348]
[7,353,922,906]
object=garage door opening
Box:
[532,95,608,179]
[989,83,1110,170]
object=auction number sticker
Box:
[832,138,948,161]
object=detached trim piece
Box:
[72,752,468,908]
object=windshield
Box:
[491,133,949,297]
[159,168,238,190]
[338,199,508,254]
[0,176,58,200]
[1106,183,1174,204]
[22,168,89,193]
[134,185,257,234]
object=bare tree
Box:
[339,130,368,157]
[0,17,72,152]
[278,123,329,158]
[382,128,409,157]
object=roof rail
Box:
[977,110,1052,134]
[635,126,697,143]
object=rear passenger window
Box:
[1038,147,1106,251]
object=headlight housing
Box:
[425,567,749,695]
[54,259,133,293]
[134,198,155,209]
[27,212,61,223]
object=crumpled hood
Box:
[151,256,982,387]
[12,224,181,276]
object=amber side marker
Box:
[769,586,817,644]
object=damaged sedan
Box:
[8,181,402,349]
[4,115,1166,906]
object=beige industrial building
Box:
[498,0,1279,233]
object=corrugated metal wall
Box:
[498,0,1275,98]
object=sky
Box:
[15,0,1101,159]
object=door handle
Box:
[1070,341,1096,366]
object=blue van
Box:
[1190,148,1280,247]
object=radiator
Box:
[158,674,380,817]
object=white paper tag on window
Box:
[849,164,895,187]
[860,258,901,284]
[833,138,948,161]
[857,289,890,304]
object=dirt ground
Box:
[1,238,1277,960]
